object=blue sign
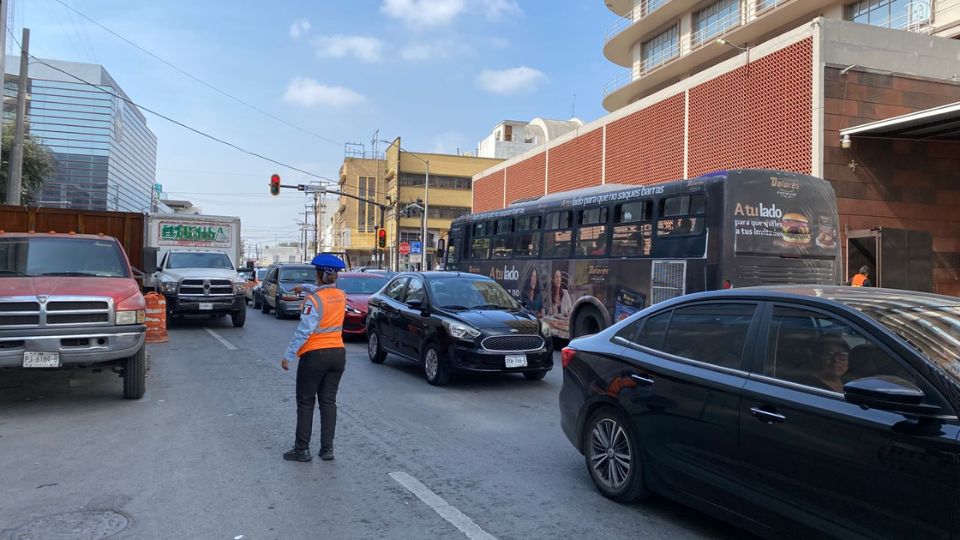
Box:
[410,241,422,254]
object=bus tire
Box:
[573,306,604,339]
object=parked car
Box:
[559,285,960,539]
[259,263,315,319]
[366,272,553,385]
[336,272,390,336]
[244,268,267,307]
[0,232,147,399]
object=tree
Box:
[0,124,54,205]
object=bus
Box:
[444,169,840,339]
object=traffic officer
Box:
[281,253,347,463]
[850,265,873,287]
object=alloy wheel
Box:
[589,418,633,491]
[368,332,378,359]
[424,348,439,380]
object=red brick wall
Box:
[505,152,546,205]
[605,94,685,185]
[687,38,813,176]
[472,171,504,213]
[546,129,603,193]
[823,68,960,295]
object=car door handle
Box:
[629,373,655,387]
[750,407,786,424]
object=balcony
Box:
[604,0,699,67]
[603,0,841,111]
[604,0,633,17]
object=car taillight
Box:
[723,279,733,289]
[561,347,577,368]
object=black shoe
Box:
[319,447,334,461]
[283,448,312,462]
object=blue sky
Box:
[13,0,615,244]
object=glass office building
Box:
[4,57,157,211]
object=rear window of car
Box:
[279,267,315,282]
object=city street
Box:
[0,312,745,540]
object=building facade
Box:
[474,7,960,296]
[4,57,157,212]
[603,0,960,112]
[477,118,584,159]
[332,157,386,267]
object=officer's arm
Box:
[283,300,321,362]
[300,283,319,293]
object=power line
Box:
[8,36,340,186]
[48,0,345,148]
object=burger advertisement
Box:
[731,174,838,257]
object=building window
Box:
[692,0,741,47]
[357,176,376,233]
[845,0,930,31]
[641,24,680,72]
[639,0,669,16]
[398,173,471,190]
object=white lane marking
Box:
[389,471,497,540]
[205,328,238,351]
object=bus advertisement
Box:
[444,169,839,339]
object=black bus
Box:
[444,169,840,339]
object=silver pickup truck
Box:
[150,250,247,328]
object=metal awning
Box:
[840,101,960,142]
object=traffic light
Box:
[377,227,387,249]
[269,174,281,196]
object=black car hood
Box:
[441,309,540,335]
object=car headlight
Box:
[540,319,551,337]
[116,309,145,325]
[442,320,481,341]
[233,281,246,294]
[345,305,361,315]
[159,281,177,294]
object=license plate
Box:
[505,355,527,368]
[199,302,213,310]
[23,351,60,368]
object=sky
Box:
[10,0,616,246]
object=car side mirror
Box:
[406,298,429,315]
[844,376,941,416]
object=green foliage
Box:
[0,123,54,205]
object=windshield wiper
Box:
[38,271,101,277]
[471,304,511,310]
[440,304,471,310]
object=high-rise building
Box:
[4,56,158,211]
[477,118,584,159]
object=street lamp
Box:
[717,38,750,74]
[382,139,430,270]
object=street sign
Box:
[153,183,162,194]
[304,184,326,193]
[399,242,410,255]
[409,254,421,264]
[410,241,422,254]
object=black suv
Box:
[366,272,553,385]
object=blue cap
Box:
[310,253,345,271]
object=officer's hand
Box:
[281,359,290,371]
[292,286,302,294]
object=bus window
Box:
[612,223,653,257]
[515,216,542,258]
[492,218,514,258]
[446,241,457,264]
[615,201,652,223]
[660,194,706,217]
[657,217,704,237]
[575,207,609,257]
[657,193,706,237]
[469,221,491,259]
[544,211,573,258]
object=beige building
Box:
[603,0,960,112]
[331,144,502,269]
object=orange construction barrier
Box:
[144,292,168,343]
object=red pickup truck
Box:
[0,232,147,399]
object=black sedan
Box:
[366,272,553,385]
[559,286,960,539]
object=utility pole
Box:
[6,27,29,206]
[0,0,7,167]
[313,190,320,254]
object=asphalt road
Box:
[0,310,747,540]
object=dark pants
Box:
[294,347,346,451]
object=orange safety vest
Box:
[851,273,868,287]
[297,287,346,355]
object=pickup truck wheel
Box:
[232,303,246,328]
[123,346,146,399]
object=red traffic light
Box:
[377,226,387,249]
[269,174,281,196]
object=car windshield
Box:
[338,276,388,294]
[427,277,519,310]
[279,267,315,282]
[257,269,268,280]
[860,305,960,382]
[167,252,233,270]
[0,237,129,278]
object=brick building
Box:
[473,11,960,295]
